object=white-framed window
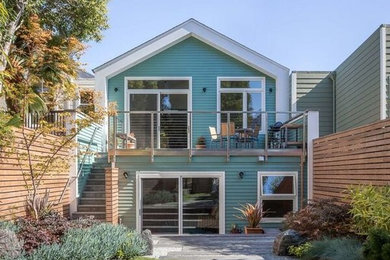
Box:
[217,77,266,133]
[257,171,298,222]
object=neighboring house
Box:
[292,24,390,133]
[91,19,319,234]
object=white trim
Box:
[216,77,266,133]
[307,111,319,200]
[290,72,297,112]
[257,171,298,223]
[136,171,225,235]
[380,26,387,120]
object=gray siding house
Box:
[292,24,390,134]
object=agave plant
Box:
[234,202,265,228]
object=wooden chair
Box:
[221,122,236,147]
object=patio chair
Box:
[209,126,221,148]
[221,122,236,147]
[268,121,284,149]
[249,125,260,148]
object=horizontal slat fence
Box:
[0,127,71,220]
[313,118,390,201]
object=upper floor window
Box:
[218,77,266,132]
[128,80,189,89]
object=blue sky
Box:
[81,0,390,73]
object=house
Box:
[79,19,320,235]
[291,24,390,134]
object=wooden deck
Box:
[108,148,303,158]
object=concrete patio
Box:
[152,228,291,260]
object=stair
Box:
[72,154,109,221]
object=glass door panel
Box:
[182,178,219,234]
[141,178,179,234]
[221,92,243,129]
[160,94,188,148]
[129,94,158,149]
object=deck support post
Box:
[105,166,119,224]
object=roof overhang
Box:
[93,18,289,80]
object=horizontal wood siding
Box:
[294,71,334,136]
[335,28,381,131]
[115,156,304,232]
[108,37,276,145]
[386,26,390,118]
[0,128,70,220]
[313,118,390,201]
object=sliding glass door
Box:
[139,173,223,235]
[127,78,190,149]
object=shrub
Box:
[303,238,364,260]
[349,185,390,234]
[288,242,312,257]
[116,231,149,259]
[363,229,390,260]
[26,224,147,260]
[16,211,100,253]
[0,228,23,259]
[0,221,19,232]
[234,202,265,228]
[283,199,354,240]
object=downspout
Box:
[380,25,387,120]
[329,72,336,133]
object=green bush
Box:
[349,185,390,234]
[363,229,390,260]
[288,242,312,257]
[303,238,363,260]
[116,231,148,259]
[0,221,19,232]
[0,228,23,259]
[26,224,147,260]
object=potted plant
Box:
[195,136,206,149]
[235,202,265,234]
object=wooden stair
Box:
[72,154,109,221]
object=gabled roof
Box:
[93,18,289,79]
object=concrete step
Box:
[78,204,106,212]
[86,179,105,185]
[82,191,106,198]
[72,212,106,220]
[84,184,105,192]
[79,198,105,205]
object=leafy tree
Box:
[0,0,109,92]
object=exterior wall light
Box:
[123,171,129,179]
[202,87,207,93]
[238,171,244,179]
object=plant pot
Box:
[244,227,264,234]
[126,143,136,149]
[195,145,206,149]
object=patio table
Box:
[235,128,254,148]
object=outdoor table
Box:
[235,128,254,148]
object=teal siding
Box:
[76,113,103,197]
[107,37,276,144]
[386,26,390,118]
[335,28,381,131]
[294,71,334,136]
[115,156,305,233]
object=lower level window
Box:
[258,172,297,220]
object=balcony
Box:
[108,111,310,161]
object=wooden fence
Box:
[0,127,71,220]
[313,118,390,201]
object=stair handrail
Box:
[57,126,99,204]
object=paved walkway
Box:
[152,229,291,260]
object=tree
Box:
[0,0,109,92]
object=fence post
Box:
[306,111,319,200]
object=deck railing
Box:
[108,111,308,160]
